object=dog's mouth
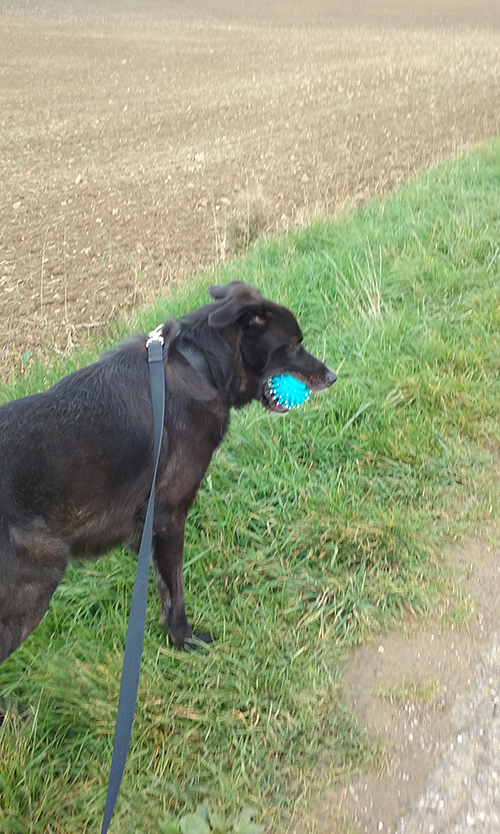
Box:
[261,379,291,413]
[261,375,311,414]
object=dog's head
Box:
[207,282,336,412]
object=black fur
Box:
[0,282,335,663]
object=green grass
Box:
[376,676,440,705]
[1,139,499,833]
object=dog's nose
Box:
[325,368,337,387]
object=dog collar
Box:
[175,338,217,390]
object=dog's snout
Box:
[325,368,337,387]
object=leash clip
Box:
[146,325,165,348]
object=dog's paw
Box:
[183,631,217,652]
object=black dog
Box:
[0,281,335,664]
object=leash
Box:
[100,325,166,834]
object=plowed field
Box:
[1,0,499,376]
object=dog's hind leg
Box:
[0,522,69,665]
[0,571,65,665]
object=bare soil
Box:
[1,3,499,832]
[1,0,500,377]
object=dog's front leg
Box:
[152,512,193,649]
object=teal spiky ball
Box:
[268,374,311,411]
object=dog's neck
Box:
[175,338,218,390]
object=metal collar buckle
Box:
[146,325,165,348]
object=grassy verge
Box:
[1,140,499,833]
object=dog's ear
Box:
[208,281,263,302]
[208,281,246,300]
[207,282,265,328]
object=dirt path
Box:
[1,3,500,832]
[1,0,500,376]
[289,537,500,833]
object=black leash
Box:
[100,325,165,834]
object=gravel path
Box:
[301,540,500,834]
[398,630,500,834]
